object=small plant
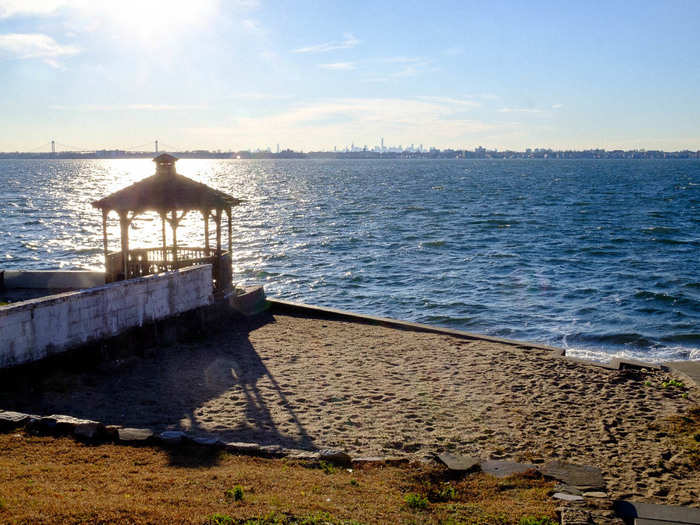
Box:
[428,482,456,502]
[403,492,429,509]
[319,460,337,475]
[0,497,7,511]
[207,513,234,525]
[662,379,685,389]
[644,380,652,386]
[519,517,557,525]
[349,479,359,487]
[224,485,244,501]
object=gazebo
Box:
[92,154,242,293]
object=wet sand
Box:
[3,313,698,506]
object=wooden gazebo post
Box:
[227,206,232,257]
[118,211,130,278]
[101,209,109,272]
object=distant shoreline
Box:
[1,150,700,160]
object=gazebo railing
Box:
[106,246,232,293]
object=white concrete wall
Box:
[0,265,213,368]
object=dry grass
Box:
[663,405,700,469]
[0,433,556,524]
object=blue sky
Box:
[1,0,699,152]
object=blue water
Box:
[1,158,698,362]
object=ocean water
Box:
[1,158,698,363]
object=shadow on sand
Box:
[1,313,315,467]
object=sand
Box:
[3,313,698,506]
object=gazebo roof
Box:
[92,155,241,213]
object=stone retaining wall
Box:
[0,265,213,368]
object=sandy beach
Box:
[4,312,698,506]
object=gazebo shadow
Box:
[1,313,316,467]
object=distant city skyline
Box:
[1,1,699,151]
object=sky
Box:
[1,0,699,152]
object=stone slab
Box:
[615,501,700,524]
[224,442,263,455]
[319,448,352,466]
[74,421,102,439]
[634,518,683,525]
[118,428,154,443]
[0,411,30,430]
[610,357,661,371]
[540,460,605,489]
[191,436,220,446]
[480,460,536,478]
[289,451,322,461]
[159,430,185,444]
[553,492,584,501]
[437,452,480,472]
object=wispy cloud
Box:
[498,107,544,114]
[319,61,355,71]
[444,46,464,56]
[49,103,207,111]
[552,103,564,109]
[416,96,481,108]
[0,0,72,18]
[225,92,294,100]
[293,32,359,53]
[0,33,78,66]
[185,97,517,150]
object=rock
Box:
[555,484,583,496]
[540,460,605,489]
[0,411,30,430]
[480,460,537,478]
[319,448,352,466]
[191,436,220,446]
[437,452,480,472]
[74,421,102,440]
[159,430,185,444]
[288,451,321,461]
[259,445,286,457]
[351,456,409,466]
[582,491,608,499]
[224,442,263,455]
[118,428,154,443]
[559,507,592,525]
[553,492,584,501]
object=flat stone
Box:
[614,500,700,524]
[555,484,583,496]
[288,451,321,461]
[553,492,585,502]
[0,411,30,430]
[224,442,262,455]
[118,428,154,443]
[540,460,605,489]
[159,430,185,444]
[480,460,537,478]
[319,448,352,466]
[259,445,286,457]
[437,452,480,472]
[191,436,220,446]
[582,491,608,499]
[74,421,102,439]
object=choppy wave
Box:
[1,158,699,362]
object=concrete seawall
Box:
[0,265,214,368]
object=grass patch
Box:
[664,405,700,469]
[224,486,244,502]
[0,433,556,524]
[519,517,557,525]
[403,492,429,509]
